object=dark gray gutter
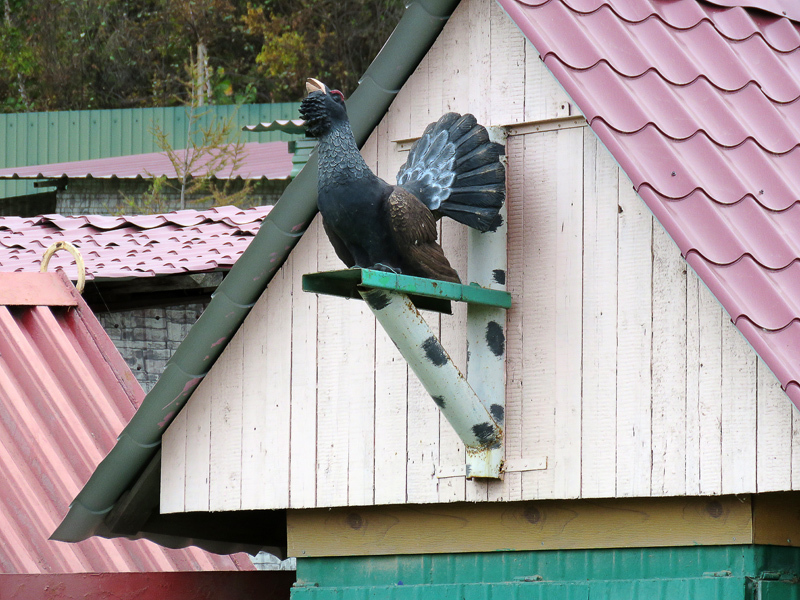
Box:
[53,0,462,546]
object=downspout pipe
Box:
[54,0,462,542]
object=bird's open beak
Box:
[306,78,326,94]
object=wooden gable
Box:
[161,0,799,515]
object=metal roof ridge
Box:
[54,0,462,548]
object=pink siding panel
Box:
[499,0,800,409]
[0,271,252,573]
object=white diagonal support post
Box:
[359,288,503,459]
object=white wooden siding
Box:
[160,0,800,513]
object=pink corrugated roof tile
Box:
[0,142,293,181]
[499,0,800,409]
[0,206,271,282]
[0,270,252,573]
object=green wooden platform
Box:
[302,268,512,314]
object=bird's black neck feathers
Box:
[300,90,378,193]
[316,119,377,193]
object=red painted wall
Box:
[0,572,294,600]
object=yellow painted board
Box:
[752,492,800,547]
[288,496,754,557]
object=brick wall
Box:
[98,302,209,392]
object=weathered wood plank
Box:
[387,68,412,144]
[263,262,293,507]
[287,495,753,557]
[209,329,243,511]
[697,273,723,496]
[615,175,652,497]
[721,313,757,494]
[289,223,319,508]
[520,130,558,500]
[408,48,431,139]
[650,224,687,497]
[160,408,187,513]
[502,134,525,502]
[374,322,409,505]
[468,0,492,125]
[240,265,292,509]
[793,406,800,490]
[406,307,442,504]
[183,371,212,512]
[756,359,793,492]
[489,0,525,126]
[345,310,376,507]
[441,2,471,115]
[523,39,574,123]
[316,221,357,507]
[240,284,269,508]
[684,268,701,496]
[426,25,444,127]
[580,130,618,499]
[552,126,584,499]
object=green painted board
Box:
[759,580,800,600]
[292,546,800,600]
[302,268,512,314]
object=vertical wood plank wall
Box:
[160,0,799,513]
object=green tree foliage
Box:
[0,0,404,112]
[244,0,404,99]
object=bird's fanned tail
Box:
[397,113,506,232]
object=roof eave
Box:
[54,0,462,551]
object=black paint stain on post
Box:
[362,288,391,311]
[485,321,505,356]
[422,336,448,367]
[431,395,446,409]
[492,269,506,285]
[472,422,495,445]
[490,403,504,423]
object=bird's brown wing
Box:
[385,187,460,283]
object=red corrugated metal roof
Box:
[0,205,271,281]
[0,270,252,573]
[498,0,800,408]
[0,142,292,181]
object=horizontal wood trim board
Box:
[394,117,587,151]
[287,496,754,557]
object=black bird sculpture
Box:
[300,78,505,283]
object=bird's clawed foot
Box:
[370,263,402,275]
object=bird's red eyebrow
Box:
[331,89,345,100]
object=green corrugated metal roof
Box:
[53,0,462,551]
[0,103,301,199]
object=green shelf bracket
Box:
[302,268,512,314]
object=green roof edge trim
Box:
[53,0,462,546]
